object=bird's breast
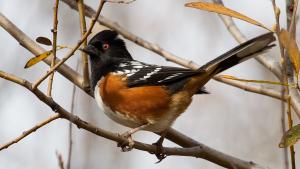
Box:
[94,73,192,132]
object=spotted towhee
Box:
[83,30,275,152]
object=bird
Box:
[83,30,275,157]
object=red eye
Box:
[102,43,109,50]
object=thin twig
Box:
[288,0,298,38]
[56,151,65,169]
[0,114,60,151]
[77,0,90,91]
[66,59,79,169]
[287,97,296,169]
[272,1,296,168]
[105,0,136,4]
[32,0,106,90]
[281,88,289,169]
[214,76,286,101]
[47,0,60,97]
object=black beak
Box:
[81,45,98,56]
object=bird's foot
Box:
[152,140,167,163]
[117,131,135,152]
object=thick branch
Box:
[0,70,266,169]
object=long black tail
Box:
[199,32,276,76]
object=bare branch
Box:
[77,0,90,90]
[47,0,60,96]
[0,114,60,151]
[214,75,286,101]
[56,151,65,169]
[105,0,136,4]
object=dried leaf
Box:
[36,36,52,46]
[279,29,300,75]
[24,50,53,68]
[220,75,291,87]
[185,2,271,31]
[279,124,300,148]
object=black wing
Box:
[114,60,206,93]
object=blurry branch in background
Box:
[0,114,60,151]
[105,0,136,4]
[47,0,60,97]
[77,0,90,90]
[56,151,66,169]
[66,59,80,169]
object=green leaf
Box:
[279,124,300,148]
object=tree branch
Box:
[0,70,267,169]
[77,0,90,90]
[47,0,60,97]
[0,114,60,151]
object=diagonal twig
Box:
[0,114,60,151]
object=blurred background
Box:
[0,0,299,168]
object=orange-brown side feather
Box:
[99,73,171,124]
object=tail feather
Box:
[199,32,276,75]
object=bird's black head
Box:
[83,30,132,89]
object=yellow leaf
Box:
[279,29,300,75]
[220,75,291,87]
[185,2,272,31]
[24,46,66,68]
[24,50,53,68]
[279,124,300,148]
